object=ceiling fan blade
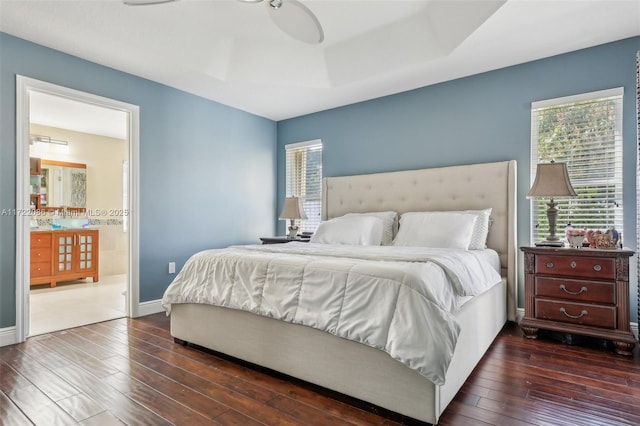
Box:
[266,0,324,44]
[123,0,177,5]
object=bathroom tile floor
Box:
[29,274,127,336]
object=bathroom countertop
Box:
[31,226,99,232]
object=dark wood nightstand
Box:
[259,236,310,244]
[520,246,636,355]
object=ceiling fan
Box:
[123,0,324,45]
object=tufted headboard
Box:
[322,160,517,320]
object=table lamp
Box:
[279,197,307,238]
[527,161,577,247]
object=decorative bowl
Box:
[567,234,585,249]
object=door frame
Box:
[15,75,141,342]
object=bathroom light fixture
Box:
[30,134,68,146]
[527,161,577,246]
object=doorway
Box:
[15,76,140,342]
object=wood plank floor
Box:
[1,314,639,425]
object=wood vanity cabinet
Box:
[30,231,52,284]
[520,246,635,356]
[30,229,99,288]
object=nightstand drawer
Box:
[535,299,616,329]
[535,255,615,280]
[535,277,615,304]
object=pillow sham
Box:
[310,216,384,246]
[343,211,398,245]
[393,212,478,249]
[455,208,492,250]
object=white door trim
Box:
[15,75,141,342]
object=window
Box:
[285,140,322,232]
[531,88,623,242]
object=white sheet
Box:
[162,243,501,385]
[471,248,501,275]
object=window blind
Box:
[285,140,323,232]
[530,88,624,243]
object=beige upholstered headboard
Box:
[322,160,518,321]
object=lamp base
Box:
[288,226,299,239]
[534,240,565,247]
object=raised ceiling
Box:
[1,0,639,122]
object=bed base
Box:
[170,279,506,424]
[170,159,516,423]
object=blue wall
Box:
[1,33,638,329]
[277,36,640,321]
[0,34,277,328]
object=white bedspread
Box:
[162,243,501,385]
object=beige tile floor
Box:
[29,274,127,336]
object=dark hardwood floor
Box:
[1,314,639,425]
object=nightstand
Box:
[259,236,310,244]
[520,246,636,355]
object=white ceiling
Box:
[29,91,129,140]
[1,0,639,134]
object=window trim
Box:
[531,87,623,109]
[285,139,322,150]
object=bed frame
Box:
[170,160,517,424]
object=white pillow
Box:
[393,212,478,249]
[457,208,492,250]
[310,216,384,245]
[343,211,398,245]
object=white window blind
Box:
[531,88,624,243]
[285,140,322,232]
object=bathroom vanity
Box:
[31,229,99,288]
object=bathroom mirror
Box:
[38,159,87,211]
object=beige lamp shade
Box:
[279,197,308,220]
[527,162,577,198]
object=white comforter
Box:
[162,243,502,385]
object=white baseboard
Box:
[136,299,164,317]
[0,327,18,347]
[2,299,164,347]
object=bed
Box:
[163,160,517,424]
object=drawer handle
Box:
[559,307,588,319]
[570,261,577,269]
[559,284,587,296]
[593,264,602,272]
[546,262,554,269]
